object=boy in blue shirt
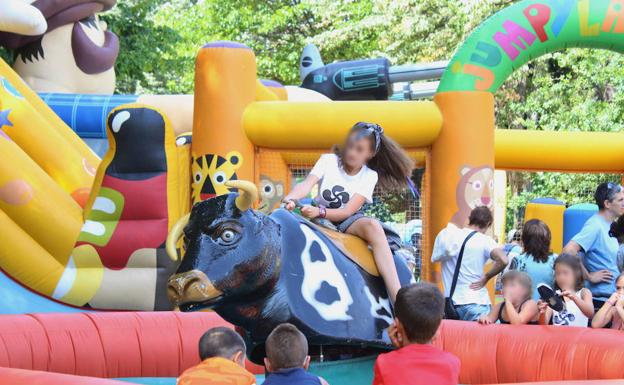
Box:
[262,323,329,385]
[564,182,624,310]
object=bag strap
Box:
[449,230,478,299]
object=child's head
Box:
[198,327,246,366]
[264,323,310,372]
[334,122,414,190]
[610,215,624,244]
[616,272,624,295]
[553,253,584,292]
[394,282,444,345]
[501,270,532,303]
[521,219,551,262]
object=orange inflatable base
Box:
[1,313,623,384]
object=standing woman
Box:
[510,219,557,300]
[282,122,414,302]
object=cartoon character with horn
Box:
[0,0,119,94]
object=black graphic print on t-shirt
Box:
[322,185,350,208]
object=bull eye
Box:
[216,227,240,245]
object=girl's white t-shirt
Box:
[309,153,378,209]
[551,289,589,327]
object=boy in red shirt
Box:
[373,283,460,385]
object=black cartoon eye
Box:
[214,171,226,184]
[194,172,202,182]
[264,184,273,193]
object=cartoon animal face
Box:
[0,1,119,94]
[451,165,494,227]
[258,175,284,213]
[191,151,243,203]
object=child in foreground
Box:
[478,271,539,325]
[592,272,624,330]
[262,323,329,385]
[538,254,594,327]
[178,327,256,385]
[372,283,460,385]
[282,122,414,303]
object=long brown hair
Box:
[333,122,414,191]
[521,219,552,263]
[553,253,584,291]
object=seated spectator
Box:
[373,283,460,385]
[432,206,508,321]
[592,272,624,330]
[478,271,538,325]
[262,323,329,385]
[510,219,557,300]
[178,327,256,385]
[538,254,594,327]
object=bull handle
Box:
[166,213,190,262]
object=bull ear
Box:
[166,213,190,261]
[225,180,258,211]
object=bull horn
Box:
[166,213,190,262]
[225,180,258,211]
[0,0,47,36]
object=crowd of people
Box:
[434,181,624,330]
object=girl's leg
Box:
[346,218,401,303]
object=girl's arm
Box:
[569,288,595,318]
[283,174,319,202]
[591,294,617,328]
[537,300,552,325]
[301,194,366,223]
[506,299,538,325]
[478,303,500,325]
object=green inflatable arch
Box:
[438,0,624,93]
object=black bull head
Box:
[166,180,413,363]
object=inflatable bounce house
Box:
[1,0,624,384]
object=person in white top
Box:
[282,122,414,302]
[431,206,508,321]
[538,254,594,327]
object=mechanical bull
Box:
[166,181,413,362]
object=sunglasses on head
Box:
[607,182,623,193]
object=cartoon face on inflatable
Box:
[451,165,494,227]
[191,151,242,202]
[0,0,119,94]
[167,181,413,362]
[258,174,284,213]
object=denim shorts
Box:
[455,303,491,321]
[335,212,367,233]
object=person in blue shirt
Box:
[563,182,624,310]
[262,323,329,385]
[510,219,557,300]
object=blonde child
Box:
[592,272,624,330]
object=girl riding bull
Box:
[282,122,414,303]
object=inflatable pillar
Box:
[191,42,257,203]
[429,92,495,282]
[563,203,598,249]
[524,198,565,254]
